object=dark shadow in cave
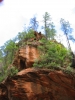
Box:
[20,59,26,70]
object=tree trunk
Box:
[66,33,71,51]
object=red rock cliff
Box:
[13,31,45,70]
[0,68,75,100]
[13,45,39,70]
[0,31,75,100]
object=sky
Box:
[0,0,75,51]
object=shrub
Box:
[33,39,71,69]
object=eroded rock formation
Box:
[0,31,75,100]
[13,31,45,70]
[13,46,39,70]
[0,68,75,100]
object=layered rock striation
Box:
[0,68,75,100]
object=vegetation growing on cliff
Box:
[0,12,75,82]
[33,38,72,69]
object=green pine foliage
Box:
[0,66,18,82]
[42,12,56,39]
[25,29,35,39]
[33,38,71,69]
[0,29,35,82]
[17,29,35,42]
[0,12,75,82]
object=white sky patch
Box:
[0,0,75,51]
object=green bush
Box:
[33,39,71,69]
[25,29,35,39]
[7,66,18,76]
[0,66,18,82]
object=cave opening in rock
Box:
[20,59,26,70]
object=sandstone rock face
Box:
[0,68,75,100]
[13,31,45,70]
[13,46,39,70]
[1,31,75,100]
